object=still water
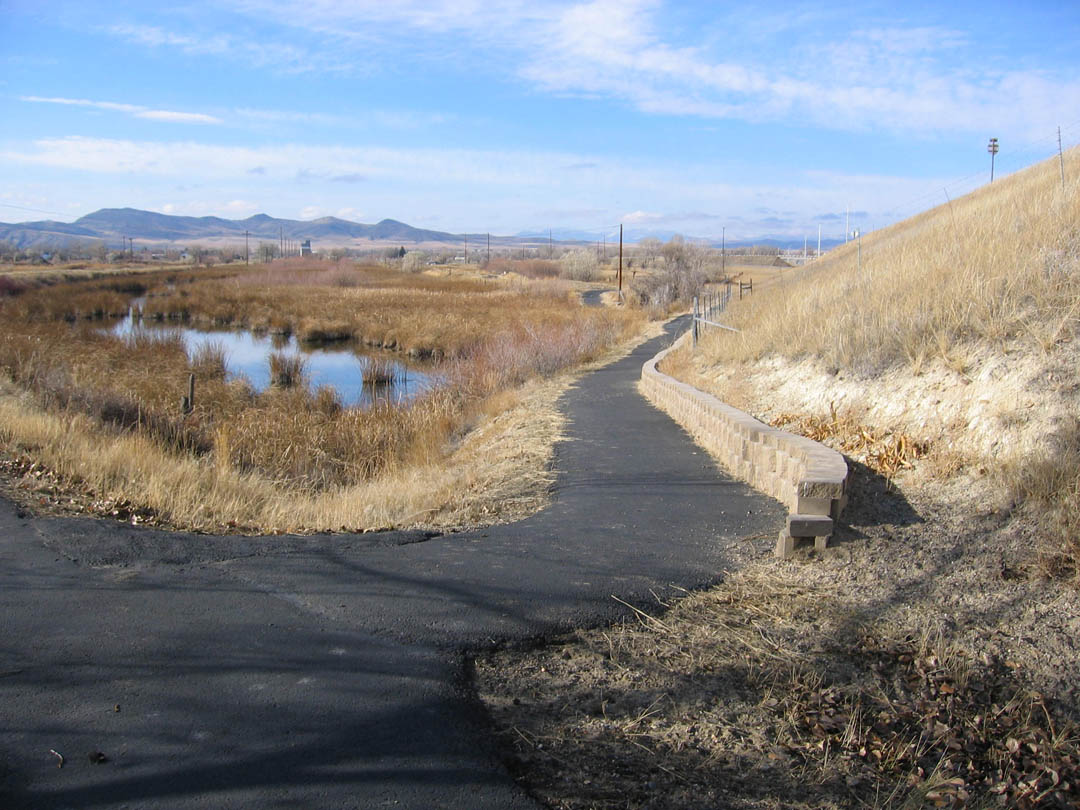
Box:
[107,311,437,408]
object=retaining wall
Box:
[640,333,849,557]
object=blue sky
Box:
[2,0,1078,242]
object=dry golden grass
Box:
[708,148,1080,375]
[0,260,645,530]
[685,148,1080,575]
[477,564,1079,809]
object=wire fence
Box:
[691,284,739,347]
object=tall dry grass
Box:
[697,147,1080,575]
[0,261,644,530]
[707,147,1080,375]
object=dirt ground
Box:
[472,371,1080,808]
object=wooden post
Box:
[618,223,623,297]
[181,373,195,414]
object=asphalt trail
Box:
[0,315,784,809]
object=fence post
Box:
[181,373,195,415]
[692,296,698,349]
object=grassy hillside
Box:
[714,147,1080,375]
[676,147,1080,574]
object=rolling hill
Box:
[0,208,474,250]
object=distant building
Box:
[300,239,312,256]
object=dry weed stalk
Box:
[476,566,1080,809]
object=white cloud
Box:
[0,136,618,188]
[92,3,1080,141]
[159,199,258,217]
[20,95,222,125]
[623,210,664,224]
[1,135,959,237]
[136,110,222,124]
[107,22,354,73]
[335,207,366,221]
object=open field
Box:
[475,151,1080,808]
[0,259,645,532]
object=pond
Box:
[106,310,438,409]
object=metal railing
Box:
[691,283,741,347]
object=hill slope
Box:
[659,145,1080,694]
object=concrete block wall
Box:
[640,333,849,557]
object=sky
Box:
[2,0,1079,243]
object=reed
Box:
[268,352,306,388]
[0,261,645,530]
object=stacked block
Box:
[640,334,849,558]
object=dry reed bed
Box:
[140,275,571,358]
[0,262,644,531]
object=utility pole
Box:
[1059,127,1067,193]
[721,226,726,278]
[618,223,623,297]
[464,233,468,263]
[988,137,999,183]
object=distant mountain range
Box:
[0,208,494,251]
[0,207,838,252]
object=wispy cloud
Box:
[0,135,949,237]
[107,22,354,73]
[174,1,1080,142]
[20,96,221,125]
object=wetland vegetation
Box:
[0,258,644,532]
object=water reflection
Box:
[107,311,436,408]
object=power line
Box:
[0,202,69,217]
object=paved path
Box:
[0,316,783,809]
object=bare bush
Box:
[560,250,600,282]
[402,251,428,273]
[632,235,709,312]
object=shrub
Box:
[560,250,600,281]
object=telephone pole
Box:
[618,223,623,296]
[988,137,999,183]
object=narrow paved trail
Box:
[0,316,783,809]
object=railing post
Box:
[692,296,698,349]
